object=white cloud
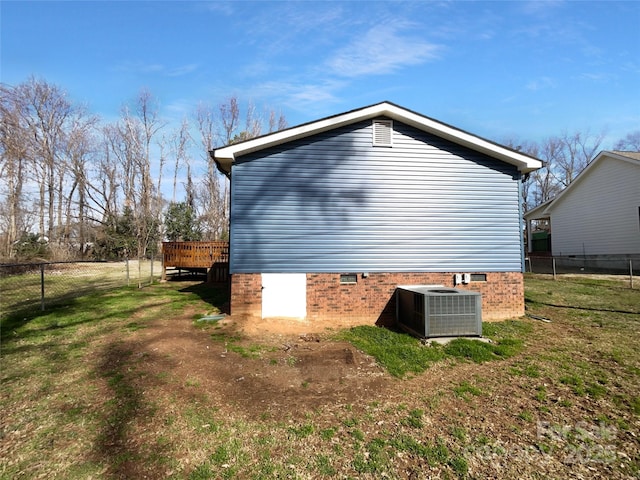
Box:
[520,0,565,16]
[578,72,611,82]
[201,1,235,16]
[252,79,344,109]
[526,77,556,91]
[114,62,164,74]
[326,21,441,78]
[288,84,340,106]
[114,62,199,77]
[166,64,199,77]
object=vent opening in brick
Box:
[340,273,358,284]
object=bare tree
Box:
[170,118,192,203]
[0,84,30,256]
[552,130,604,187]
[243,101,263,140]
[614,130,640,151]
[106,90,166,257]
[0,78,109,259]
[268,108,288,133]
[63,109,98,257]
[13,78,74,243]
[1,77,295,260]
[530,136,563,205]
[195,102,226,240]
[0,78,101,260]
[219,96,240,145]
[90,132,120,222]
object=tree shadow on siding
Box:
[231,123,369,272]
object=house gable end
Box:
[230,119,523,274]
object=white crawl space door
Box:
[261,273,307,319]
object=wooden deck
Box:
[162,241,229,282]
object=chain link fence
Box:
[525,255,638,288]
[0,257,161,322]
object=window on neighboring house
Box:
[372,120,393,147]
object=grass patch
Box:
[339,323,525,377]
[210,331,276,359]
[400,409,425,428]
[336,326,446,377]
[444,337,524,363]
[453,381,482,401]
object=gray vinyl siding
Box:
[230,119,523,273]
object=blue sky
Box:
[2,0,639,150]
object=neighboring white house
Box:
[525,151,640,258]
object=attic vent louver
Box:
[372,120,393,146]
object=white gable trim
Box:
[212,102,542,175]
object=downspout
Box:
[518,173,526,273]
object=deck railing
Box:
[162,241,229,281]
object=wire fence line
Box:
[0,258,161,321]
[525,255,638,288]
[2,254,635,325]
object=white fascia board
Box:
[213,102,543,174]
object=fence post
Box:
[150,256,154,285]
[126,257,130,287]
[631,259,634,289]
[40,263,45,311]
[552,257,557,280]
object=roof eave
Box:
[212,102,543,175]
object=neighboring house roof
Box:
[523,150,640,220]
[211,101,542,176]
[523,198,554,221]
[613,150,640,161]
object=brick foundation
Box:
[230,273,263,318]
[230,272,524,326]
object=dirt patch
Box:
[114,311,391,422]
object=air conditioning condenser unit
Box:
[396,285,482,338]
